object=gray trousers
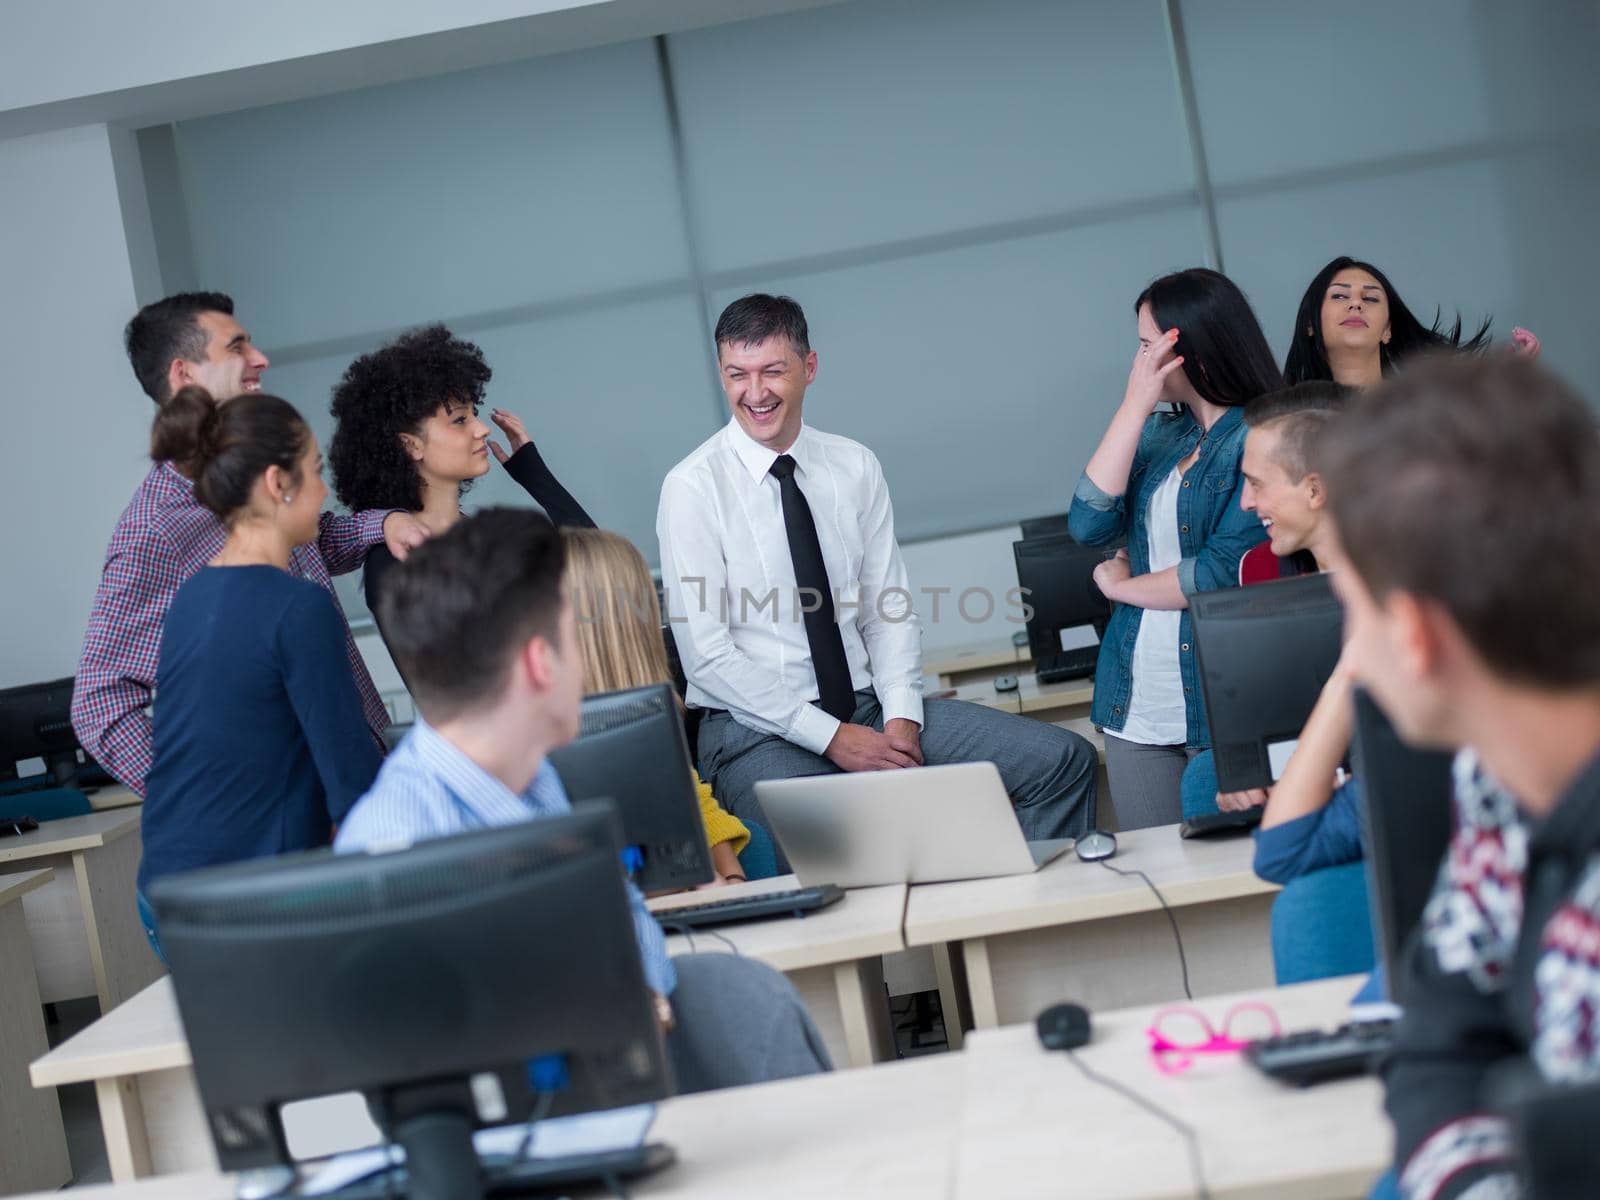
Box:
[1102,734,1198,830]
[666,954,832,1093]
[698,691,1098,873]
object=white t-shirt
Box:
[1118,465,1187,746]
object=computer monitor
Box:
[0,677,83,783]
[1350,689,1455,1009]
[547,683,713,892]
[150,802,672,1194]
[1012,535,1111,683]
[1190,573,1344,793]
[1018,513,1071,541]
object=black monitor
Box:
[1012,535,1111,683]
[1350,689,1455,1009]
[1018,512,1071,541]
[1190,573,1344,793]
[0,677,83,784]
[547,683,712,892]
[150,802,672,1197]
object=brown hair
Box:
[562,529,673,695]
[377,508,566,722]
[1244,381,1352,482]
[150,386,309,525]
[1315,355,1600,687]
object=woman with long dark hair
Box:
[1068,268,1281,828]
[1283,255,1539,388]
[138,387,383,941]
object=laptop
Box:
[756,761,1074,888]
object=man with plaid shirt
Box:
[72,293,426,795]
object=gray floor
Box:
[44,998,112,1188]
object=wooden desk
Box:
[955,975,1391,1198]
[923,638,1029,686]
[904,825,1278,1036]
[947,670,1096,721]
[14,981,1391,1200]
[30,976,198,1181]
[13,1052,966,1200]
[89,785,143,811]
[0,809,164,1012]
[650,877,907,1070]
[1,868,71,1194]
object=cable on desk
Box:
[659,921,741,956]
[1095,858,1193,1001]
[1065,1048,1211,1200]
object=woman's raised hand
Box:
[1123,328,1184,415]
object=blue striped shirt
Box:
[333,719,675,995]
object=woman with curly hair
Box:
[329,324,594,644]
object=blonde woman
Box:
[564,528,778,883]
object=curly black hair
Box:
[329,324,492,513]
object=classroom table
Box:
[88,784,143,811]
[0,868,71,1194]
[946,669,1096,720]
[955,975,1392,1198]
[923,636,1031,686]
[0,808,165,1012]
[32,879,911,1181]
[650,876,908,1069]
[904,825,1279,1041]
[17,978,1392,1200]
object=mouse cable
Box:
[659,921,741,956]
[1065,1048,1212,1200]
[1095,858,1193,1001]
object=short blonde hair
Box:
[563,528,673,695]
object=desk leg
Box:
[832,958,894,1068]
[74,841,165,1013]
[96,1075,154,1182]
[931,942,971,1051]
[962,938,1000,1029]
[0,897,70,1193]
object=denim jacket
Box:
[1067,406,1265,746]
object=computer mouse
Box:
[1036,1001,1092,1051]
[1074,829,1118,862]
[993,675,1019,693]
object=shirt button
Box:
[1182,480,1191,489]
[1180,524,1189,533]
[1181,643,1191,652]
[1113,706,1122,714]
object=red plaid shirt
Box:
[72,462,391,795]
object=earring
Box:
[283,494,293,504]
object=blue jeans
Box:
[136,890,167,965]
[737,821,780,881]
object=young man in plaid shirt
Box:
[72,293,427,794]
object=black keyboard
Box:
[653,885,845,930]
[1244,1019,1396,1087]
[1178,808,1263,839]
[1036,648,1098,684]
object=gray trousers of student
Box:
[698,690,1098,873]
[666,954,832,1093]
[1102,734,1199,831]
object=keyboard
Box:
[1177,808,1263,839]
[1244,1019,1396,1087]
[653,885,845,930]
[1036,648,1098,685]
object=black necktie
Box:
[769,454,856,723]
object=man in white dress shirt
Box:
[658,295,1097,867]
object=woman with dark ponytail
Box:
[137,387,383,945]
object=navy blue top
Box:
[1252,776,1365,885]
[140,566,383,890]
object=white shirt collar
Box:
[724,417,812,485]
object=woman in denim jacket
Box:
[1068,269,1281,828]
